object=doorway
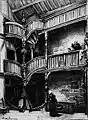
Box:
[26,73,45,108]
[5,77,22,109]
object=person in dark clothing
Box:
[49,93,58,117]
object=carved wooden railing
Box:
[26,56,45,77]
[44,4,86,29]
[26,50,85,79]
[5,22,24,39]
[4,59,22,77]
[26,20,44,39]
[48,50,85,69]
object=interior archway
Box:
[26,73,45,108]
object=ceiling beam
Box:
[41,1,49,12]
[12,0,47,13]
[38,3,44,12]
[47,0,53,10]
[20,0,25,6]
[50,0,57,8]
[33,5,40,14]
[40,2,86,20]
[55,0,61,7]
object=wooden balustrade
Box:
[4,59,22,77]
[26,21,44,39]
[26,50,85,77]
[5,22,24,39]
[26,56,45,76]
[48,50,83,69]
[44,5,86,29]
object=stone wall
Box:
[48,71,84,104]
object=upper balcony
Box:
[26,56,45,77]
[26,50,85,79]
[4,59,22,78]
[26,20,44,40]
[5,22,24,40]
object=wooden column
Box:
[45,31,48,102]
[0,13,7,109]
[44,31,50,111]
[30,47,33,59]
[21,12,28,110]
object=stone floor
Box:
[0,110,88,120]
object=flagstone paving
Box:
[0,110,88,120]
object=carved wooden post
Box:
[30,46,33,59]
[45,31,48,100]
[21,11,27,110]
[0,13,7,110]
[44,31,49,111]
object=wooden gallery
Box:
[0,0,88,115]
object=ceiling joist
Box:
[8,0,85,23]
[40,1,85,19]
[50,0,57,8]
[38,3,44,12]
[55,0,62,7]
[33,5,40,14]
[12,0,47,13]
[40,1,49,12]
[47,0,53,10]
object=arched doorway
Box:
[5,76,23,109]
[26,73,45,108]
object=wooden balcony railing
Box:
[26,50,85,78]
[4,59,22,77]
[26,21,44,39]
[26,56,45,76]
[48,50,85,69]
[5,22,24,39]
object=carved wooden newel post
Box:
[45,31,49,111]
[30,46,34,59]
[21,12,28,110]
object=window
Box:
[7,49,15,60]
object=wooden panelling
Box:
[4,59,22,77]
[5,22,24,39]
